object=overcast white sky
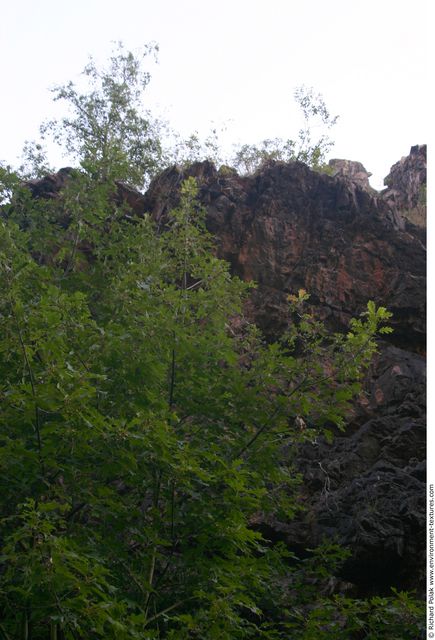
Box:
[0,0,428,189]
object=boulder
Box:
[25,166,75,199]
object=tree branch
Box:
[10,301,45,477]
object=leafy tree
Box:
[19,45,338,183]
[232,86,338,174]
[0,163,411,638]
[18,141,54,180]
[164,126,224,169]
[157,86,338,175]
[39,42,164,188]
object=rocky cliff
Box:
[142,148,426,595]
[20,146,427,596]
[144,154,426,354]
[382,144,427,227]
[327,146,427,230]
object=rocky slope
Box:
[258,343,426,595]
[20,146,427,596]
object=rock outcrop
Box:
[328,158,375,193]
[25,166,75,199]
[23,168,148,221]
[381,144,427,227]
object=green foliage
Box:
[39,42,164,188]
[18,141,54,180]
[231,86,338,174]
[161,86,339,175]
[259,541,425,639]
[285,588,425,639]
[163,126,225,169]
[0,47,423,639]
[0,165,415,637]
[17,46,338,184]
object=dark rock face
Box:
[114,180,148,216]
[260,345,426,595]
[382,144,427,227]
[25,167,75,199]
[23,169,148,220]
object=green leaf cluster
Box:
[38,42,164,188]
[231,86,339,175]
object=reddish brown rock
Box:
[144,159,426,352]
[382,144,427,227]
